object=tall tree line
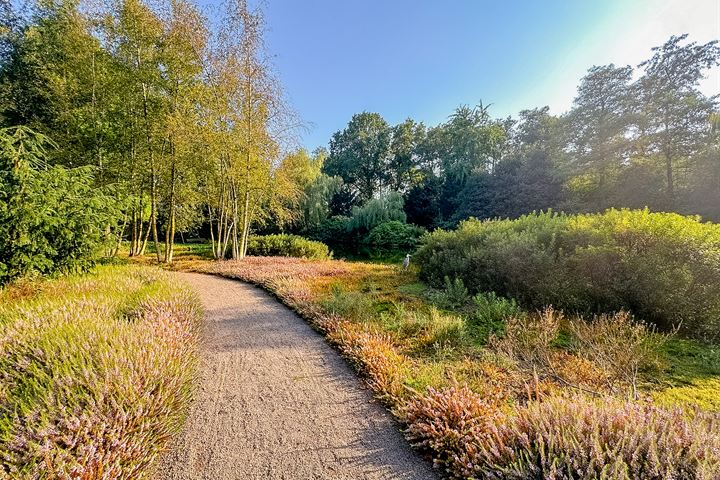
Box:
[0,0,296,263]
[319,35,720,230]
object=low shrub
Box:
[492,308,668,396]
[415,209,720,340]
[404,385,507,476]
[430,276,470,309]
[247,234,330,259]
[327,321,410,401]
[490,307,562,369]
[492,396,720,480]
[570,311,669,398]
[0,265,201,478]
[405,388,720,479]
[469,292,523,341]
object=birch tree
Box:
[204,0,290,259]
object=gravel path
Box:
[155,272,438,480]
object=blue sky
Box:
[259,0,720,151]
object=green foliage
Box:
[469,291,522,341]
[0,127,119,284]
[300,172,343,230]
[0,265,201,477]
[363,221,425,252]
[321,284,375,322]
[247,234,330,259]
[323,112,392,204]
[416,209,720,340]
[306,215,353,245]
[348,191,407,233]
[430,276,470,310]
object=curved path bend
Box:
[155,272,438,480]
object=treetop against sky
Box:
[251,0,720,150]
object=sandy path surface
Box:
[155,272,438,480]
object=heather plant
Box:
[0,265,201,478]
[405,387,720,480]
[403,385,507,475]
[487,396,720,480]
[327,320,410,401]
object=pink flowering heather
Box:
[0,266,201,479]
[405,387,720,479]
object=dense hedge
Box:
[415,209,720,340]
[363,221,425,251]
[247,234,330,259]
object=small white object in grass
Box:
[402,254,411,270]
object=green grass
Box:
[137,241,215,260]
[654,339,720,411]
[0,265,201,478]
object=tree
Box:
[265,148,322,232]
[422,103,507,219]
[323,112,391,204]
[564,74,623,209]
[157,0,207,263]
[107,0,165,260]
[348,191,406,234]
[203,0,293,260]
[0,126,119,284]
[685,112,720,220]
[634,34,720,208]
[561,65,633,210]
[404,174,442,228]
[388,118,426,192]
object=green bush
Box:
[247,234,330,259]
[0,127,120,284]
[306,216,353,245]
[415,209,720,340]
[430,276,470,309]
[469,292,523,340]
[363,221,425,251]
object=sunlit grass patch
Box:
[655,378,720,412]
[0,265,201,478]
